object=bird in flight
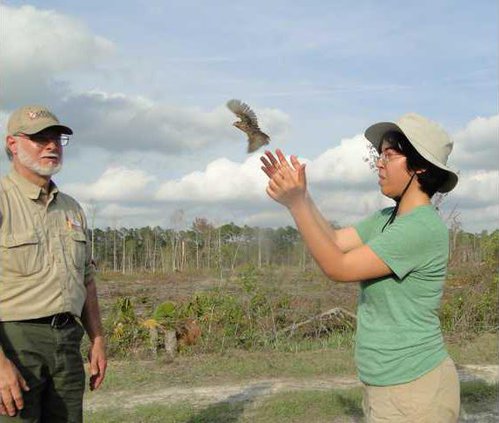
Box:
[227,99,270,153]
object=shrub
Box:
[441,271,498,335]
[105,297,148,357]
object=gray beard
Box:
[17,144,62,176]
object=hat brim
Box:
[364,121,458,193]
[22,123,73,136]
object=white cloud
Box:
[0,2,495,235]
[451,170,499,209]
[243,209,294,228]
[436,114,499,231]
[155,155,268,203]
[153,133,375,204]
[0,107,491,233]
[97,204,160,219]
[308,134,375,189]
[317,190,390,225]
[57,91,291,155]
[84,203,165,230]
[64,166,156,202]
[456,204,499,232]
[0,4,114,107]
[452,114,499,171]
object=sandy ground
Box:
[84,365,498,413]
[85,376,360,412]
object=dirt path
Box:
[84,376,361,411]
[458,364,499,385]
[84,365,498,412]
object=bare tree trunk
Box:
[113,230,117,272]
[122,234,126,274]
[196,231,199,270]
[162,246,168,273]
[143,237,148,272]
[218,227,222,280]
[207,229,211,270]
[181,239,186,271]
[231,242,241,272]
[257,229,262,269]
[104,234,108,271]
[171,234,176,272]
[152,232,157,273]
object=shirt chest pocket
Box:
[69,230,87,272]
[0,231,43,277]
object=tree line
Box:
[89,217,498,275]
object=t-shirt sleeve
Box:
[366,217,434,280]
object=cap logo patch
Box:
[27,110,56,120]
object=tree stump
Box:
[164,329,177,361]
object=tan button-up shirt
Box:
[0,170,93,321]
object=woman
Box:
[260,113,460,422]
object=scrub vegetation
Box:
[83,222,498,421]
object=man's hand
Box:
[0,356,29,417]
[81,278,107,391]
[87,337,107,391]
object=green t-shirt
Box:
[354,205,449,386]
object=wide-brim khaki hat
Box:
[7,105,73,136]
[364,112,458,193]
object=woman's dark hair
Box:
[382,131,449,197]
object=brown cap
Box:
[7,105,73,136]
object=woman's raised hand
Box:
[260,149,307,209]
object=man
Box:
[0,105,107,422]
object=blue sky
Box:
[0,1,497,231]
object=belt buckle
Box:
[50,313,71,329]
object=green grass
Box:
[85,402,246,423]
[95,346,356,393]
[84,388,364,423]
[461,380,499,414]
[447,332,498,364]
[85,382,499,423]
[91,331,496,395]
[243,388,363,422]
[84,332,498,422]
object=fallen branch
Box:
[279,307,357,335]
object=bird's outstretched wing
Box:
[227,99,270,153]
[227,99,260,129]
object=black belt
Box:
[22,313,76,329]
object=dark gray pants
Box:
[0,320,85,423]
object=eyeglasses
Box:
[376,150,404,165]
[15,133,70,147]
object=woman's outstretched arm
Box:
[262,150,390,282]
[261,150,363,253]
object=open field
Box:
[83,349,498,422]
[83,269,498,422]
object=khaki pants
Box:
[0,320,85,423]
[362,357,460,423]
